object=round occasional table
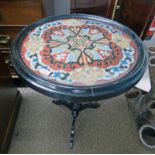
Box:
[11,14,148,149]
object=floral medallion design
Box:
[21,18,138,86]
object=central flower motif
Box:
[67,35,93,51]
[39,24,124,72]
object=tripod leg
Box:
[52,100,72,110]
[52,100,101,149]
[80,102,100,111]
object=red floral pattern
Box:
[20,18,138,86]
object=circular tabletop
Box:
[11,14,148,102]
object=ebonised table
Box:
[11,14,148,149]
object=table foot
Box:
[52,100,100,149]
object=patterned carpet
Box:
[9,88,155,153]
